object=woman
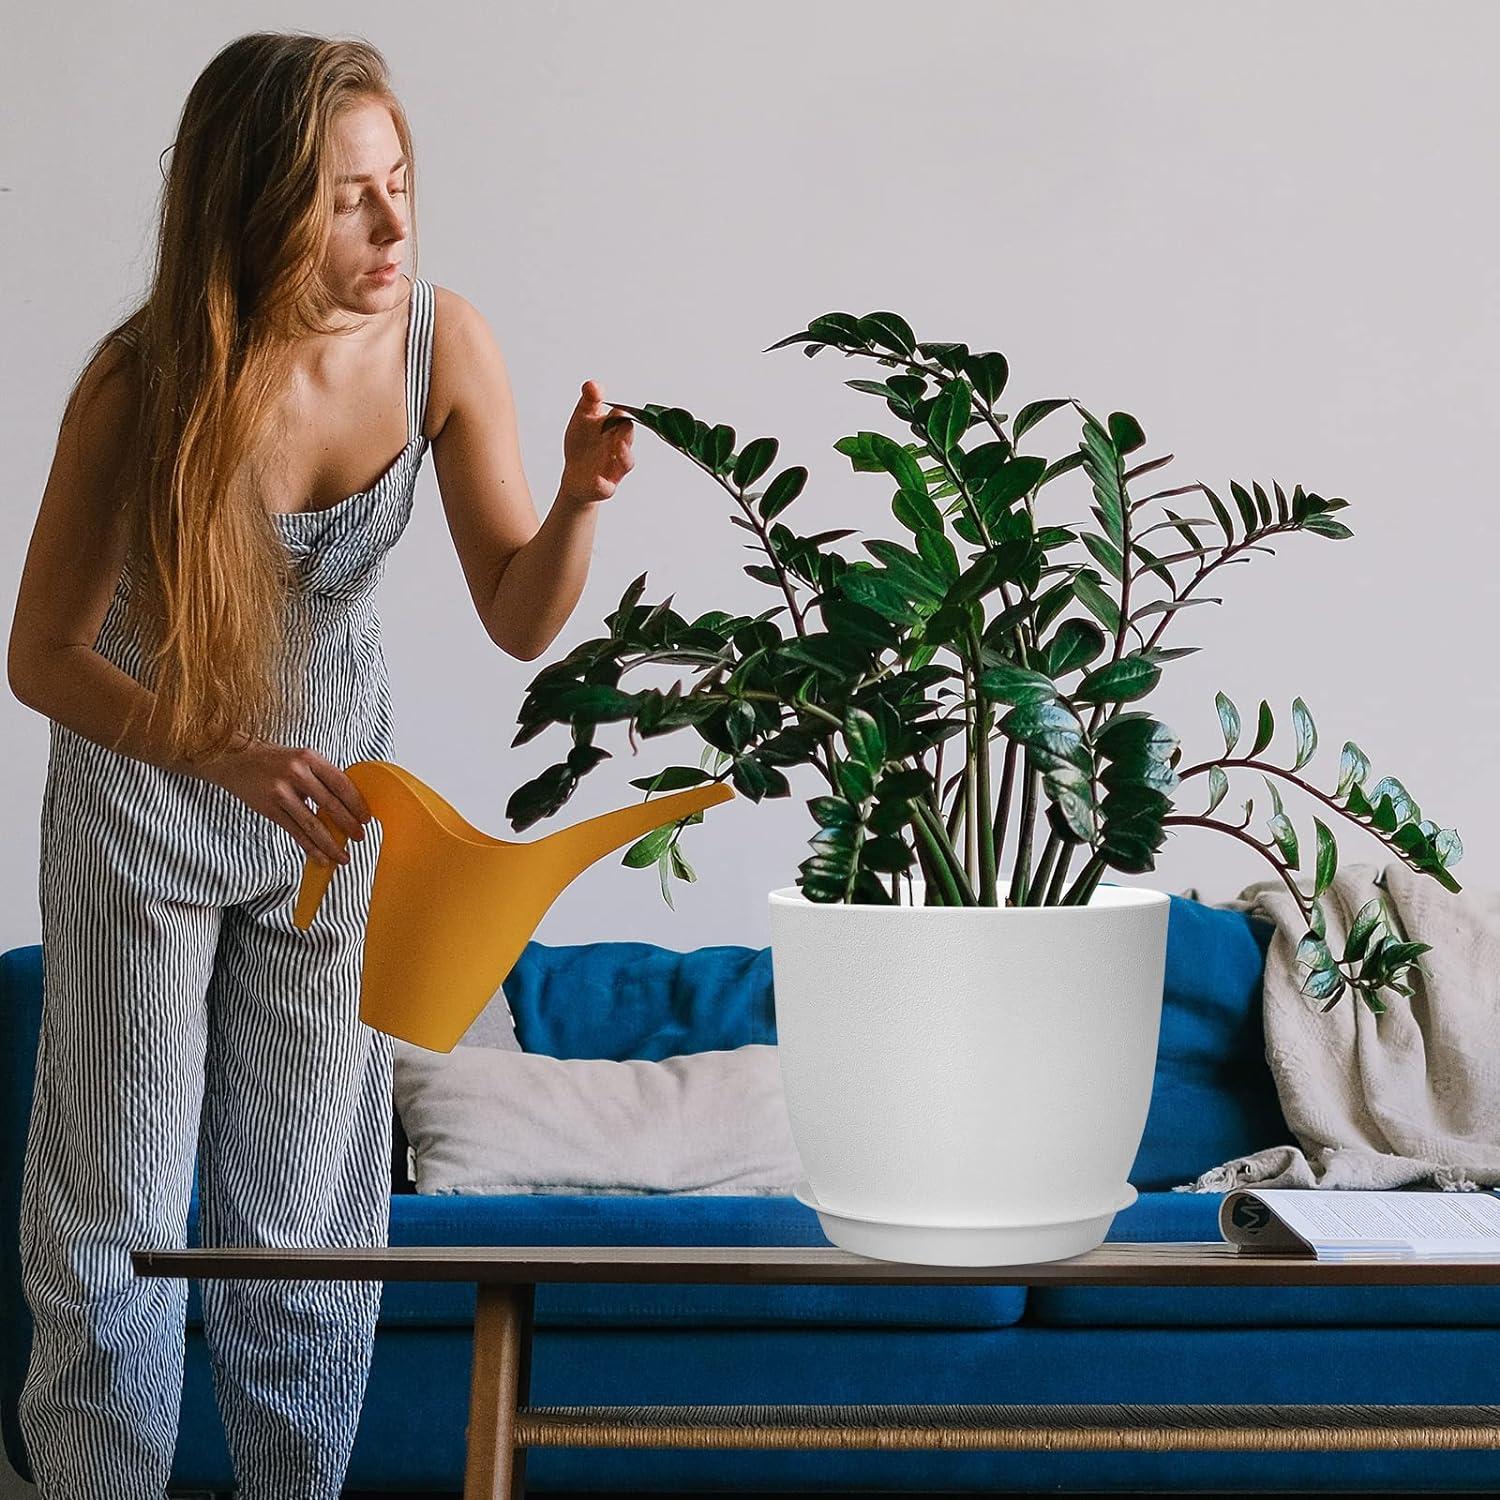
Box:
[5,31,633,1499]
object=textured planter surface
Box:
[767,882,1170,1265]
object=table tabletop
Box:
[130,1241,1500,1285]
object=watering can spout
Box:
[293,760,733,1052]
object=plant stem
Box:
[945,767,965,847]
[965,760,978,890]
[1006,761,1040,905]
[914,797,976,904]
[1061,851,1108,905]
[1160,814,1313,921]
[990,735,1019,888]
[975,708,997,905]
[1026,833,1061,906]
[968,629,997,905]
[1045,841,1076,904]
[912,807,964,906]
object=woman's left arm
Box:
[429,289,634,661]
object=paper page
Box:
[1221,1189,1500,1258]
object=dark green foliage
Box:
[503,310,1462,1015]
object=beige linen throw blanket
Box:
[1178,859,1500,1193]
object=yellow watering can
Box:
[292,759,733,1052]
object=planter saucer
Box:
[792,1180,1138,1267]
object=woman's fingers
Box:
[294,753,371,854]
[280,792,350,865]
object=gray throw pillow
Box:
[391,1040,805,1196]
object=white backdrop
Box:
[3,2,1497,1492]
[4,0,1495,967]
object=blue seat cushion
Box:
[1028,1191,1500,1326]
[183,1190,1026,1331]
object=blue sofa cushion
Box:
[178,1190,1027,1331]
[1128,894,1291,1189]
[501,940,776,1059]
[1028,1190,1500,1326]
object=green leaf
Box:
[945,551,1001,606]
[1073,568,1121,635]
[608,573,649,638]
[730,755,771,799]
[928,376,974,454]
[1013,398,1069,441]
[1215,691,1241,755]
[1230,481,1259,533]
[843,706,885,768]
[505,761,578,831]
[659,406,697,450]
[1314,818,1337,899]
[1045,618,1107,676]
[963,350,1009,406]
[1291,696,1317,771]
[1262,774,1285,819]
[810,796,858,831]
[980,663,1057,706]
[859,833,913,873]
[1077,653,1162,704]
[1337,741,1370,798]
[857,311,917,356]
[837,757,875,803]
[622,824,674,868]
[1094,711,1177,762]
[1369,775,1419,826]
[1108,411,1146,454]
[1077,412,1127,549]
[759,465,808,521]
[1001,698,1090,767]
[916,526,960,582]
[863,539,947,602]
[1082,532,1125,581]
[553,684,643,720]
[669,842,697,883]
[838,568,922,623]
[628,766,711,792]
[1249,700,1275,758]
[1201,485,1236,542]
[892,486,944,534]
[975,456,1047,526]
[1205,764,1229,815]
[1268,812,1300,869]
[1344,898,1384,962]
[867,431,929,497]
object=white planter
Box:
[767,880,1170,1266]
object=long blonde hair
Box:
[63,31,420,767]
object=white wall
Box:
[4,0,1496,966]
[3,2,1496,1493]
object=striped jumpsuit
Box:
[18,274,436,1499]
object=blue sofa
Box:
[5,893,1500,1495]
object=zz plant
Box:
[505,309,1462,1015]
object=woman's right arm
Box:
[7,343,368,865]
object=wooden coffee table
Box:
[132,1242,1500,1500]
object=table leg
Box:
[463,1280,536,1500]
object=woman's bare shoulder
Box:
[425,283,510,442]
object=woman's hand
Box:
[198,737,371,866]
[560,379,634,504]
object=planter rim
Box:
[767,882,1169,913]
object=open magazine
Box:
[1221,1188,1500,1260]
